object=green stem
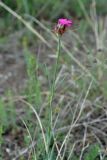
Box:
[49,36,61,126]
[46,36,61,155]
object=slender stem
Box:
[49,36,61,127]
[46,36,61,156]
[51,36,61,101]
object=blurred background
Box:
[1,0,107,20]
[1,0,107,31]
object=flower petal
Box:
[58,18,73,27]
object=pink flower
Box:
[54,18,73,35]
[58,18,73,27]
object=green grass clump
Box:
[23,37,42,107]
[84,145,100,160]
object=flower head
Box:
[58,18,73,27]
[54,18,73,36]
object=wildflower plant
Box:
[47,18,73,158]
[49,18,73,122]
